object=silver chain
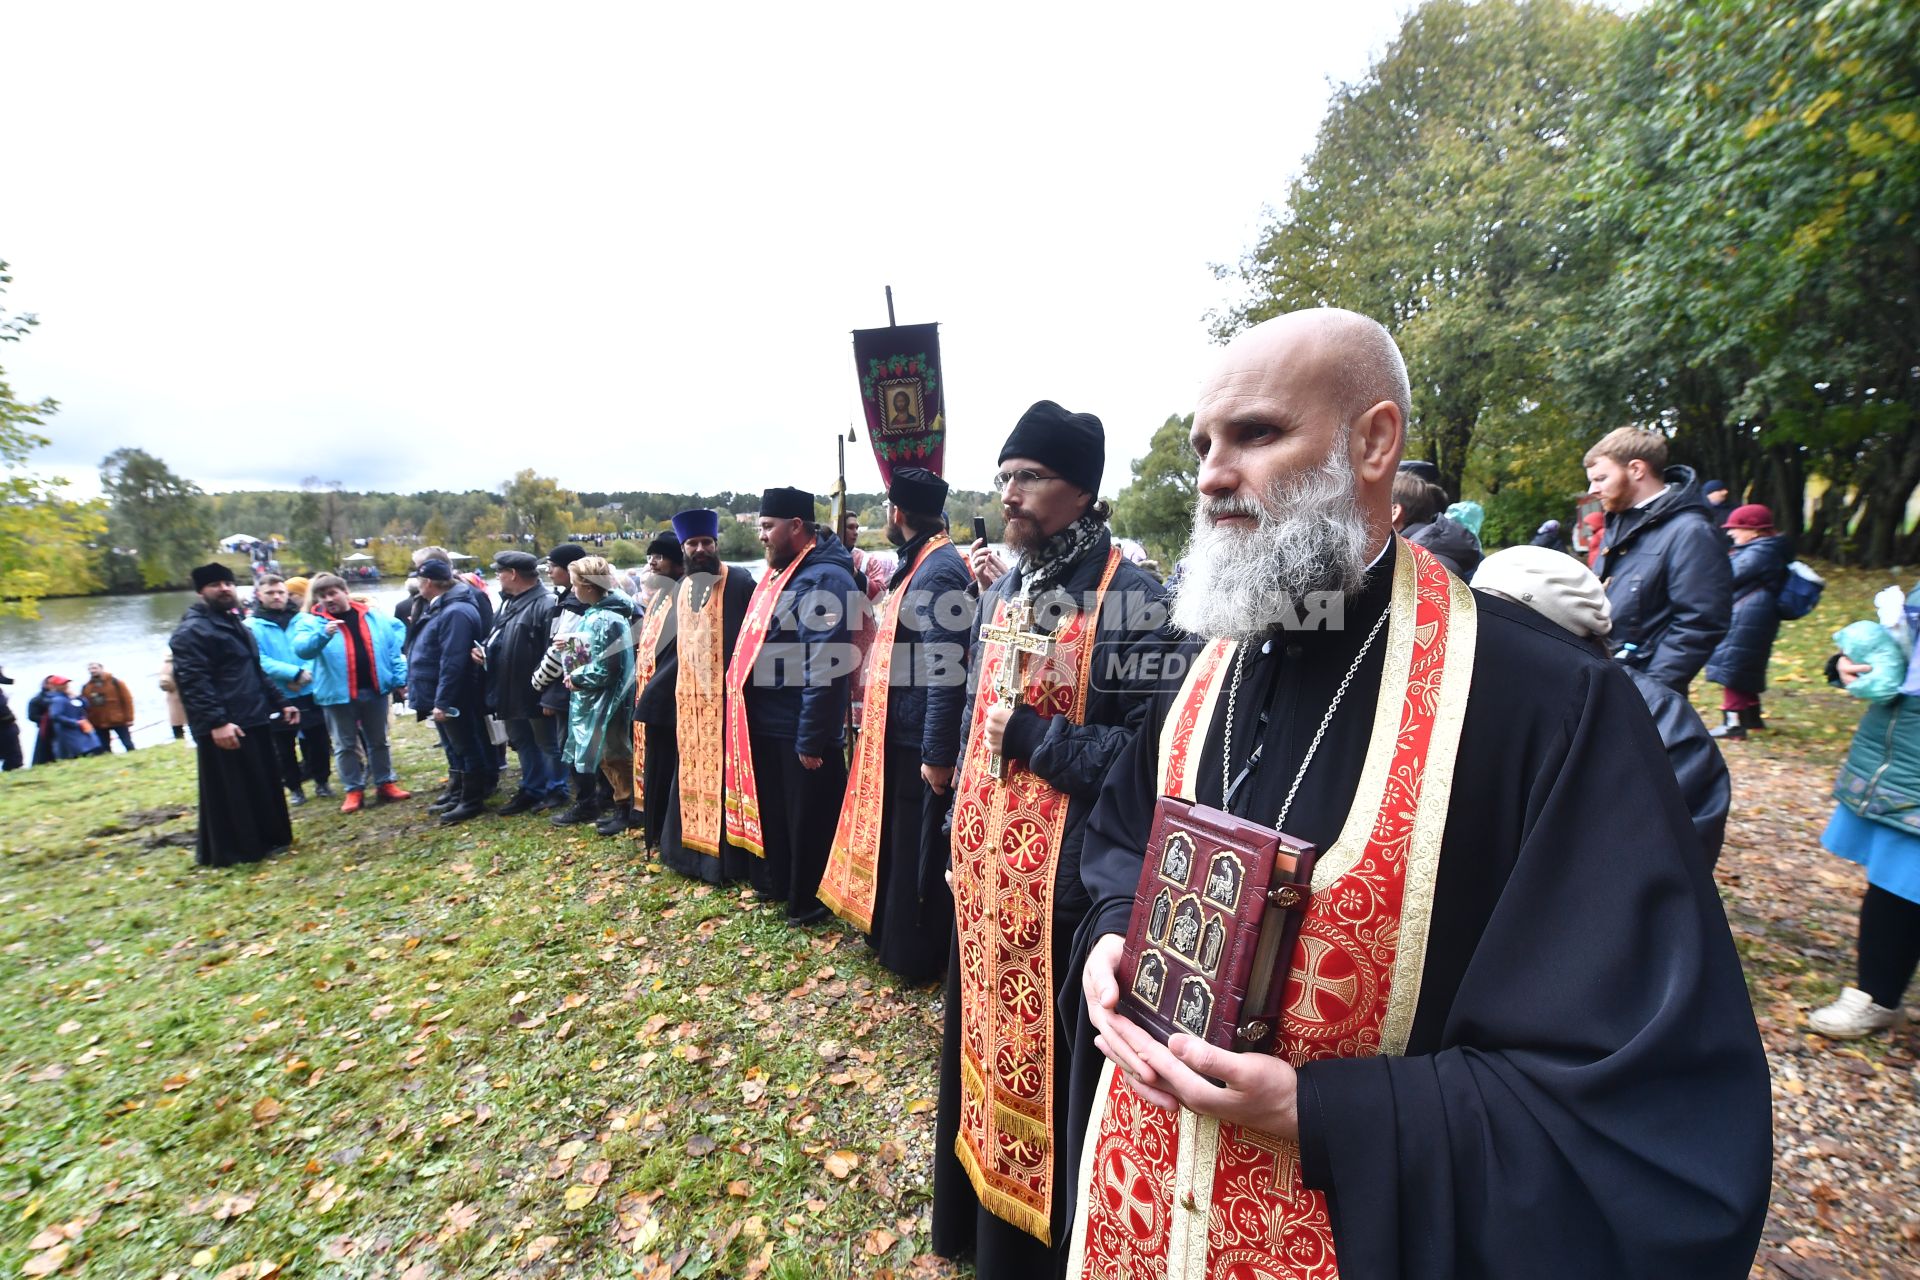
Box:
[1220,604,1391,831]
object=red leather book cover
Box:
[1114,796,1315,1057]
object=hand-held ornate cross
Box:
[981,590,1053,779]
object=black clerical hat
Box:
[999,401,1104,495]
[760,487,815,521]
[888,466,949,516]
[191,562,236,590]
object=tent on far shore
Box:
[219,534,262,551]
[340,553,375,563]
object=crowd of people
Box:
[11,306,1920,1278]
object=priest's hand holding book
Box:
[1084,932,1302,1142]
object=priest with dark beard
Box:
[656,511,759,884]
[930,402,1169,1277]
[1067,309,1769,1279]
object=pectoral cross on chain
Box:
[981,592,1052,779]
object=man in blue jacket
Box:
[246,574,334,806]
[296,572,412,813]
[408,559,493,824]
[734,486,862,926]
[1585,426,1732,693]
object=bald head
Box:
[1190,308,1407,556]
[1206,308,1411,432]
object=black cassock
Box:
[930,533,1168,1277]
[170,600,294,868]
[193,734,292,867]
[1073,541,1772,1278]
[657,567,759,884]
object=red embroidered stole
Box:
[951,546,1123,1245]
[674,575,728,856]
[1068,539,1477,1280]
[820,533,951,931]
[722,548,812,856]
[629,588,675,812]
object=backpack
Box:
[1776,560,1825,621]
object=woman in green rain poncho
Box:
[539,554,637,835]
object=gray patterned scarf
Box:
[1016,512,1107,597]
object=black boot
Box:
[287,785,307,807]
[314,780,334,799]
[595,801,637,837]
[438,772,489,825]
[1710,711,1746,741]
[549,773,604,827]
[1742,705,1766,732]
[496,789,541,817]
[428,771,464,813]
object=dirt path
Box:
[1718,747,1920,1278]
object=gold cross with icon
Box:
[980,593,1052,779]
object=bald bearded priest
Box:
[931,402,1169,1276]
[656,509,759,885]
[1068,310,1770,1279]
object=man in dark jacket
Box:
[169,563,300,867]
[818,466,973,983]
[928,401,1169,1274]
[1586,427,1732,692]
[1474,546,1730,865]
[409,559,493,823]
[482,550,568,814]
[731,487,862,925]
[1705,503,1791,739]
[0,668,20,772]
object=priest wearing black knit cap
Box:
[819,466,972,982]
[725,487,863,924]
[170,562,300,867]
[929,402,1170,1274]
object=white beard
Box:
[1170,431,1375,643]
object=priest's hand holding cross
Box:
[1084,932,1301,1141]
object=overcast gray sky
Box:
[5,2,1415,503]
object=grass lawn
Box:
[1688,560,1918,752]
[0,722,960,1280]
[4,558,1914,1279]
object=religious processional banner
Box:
[851,321,945,482]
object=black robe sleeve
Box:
[169,617,228,735]
[1295,659,1770,1280]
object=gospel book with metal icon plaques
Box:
[1114,795,1317,1057]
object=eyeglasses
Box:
[991,468,1064,494]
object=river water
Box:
[0,563,783,753]
[0,586,414,751]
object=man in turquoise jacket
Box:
[246,574,333,806]
[293,573,413,814]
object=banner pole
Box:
[885,285,896,327]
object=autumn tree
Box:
[0,262,105,613]
[500,469,574,553]
[1215,0,1623,511]
[1566,0,1920,563]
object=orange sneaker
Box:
[376,782,412,802]
[340,789,365,814]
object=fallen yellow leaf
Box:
[562,1183,599,1211]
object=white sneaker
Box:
[1807,987,1903,1039]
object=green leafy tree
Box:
[717,519,761,561]
[420,512,452,548]
[500,469,575,553]
[1216,0,1623,501]
[1569,0,1920,562]
[99,448,213,590]
[0,262,105,614]
[1111,414,1198,561]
